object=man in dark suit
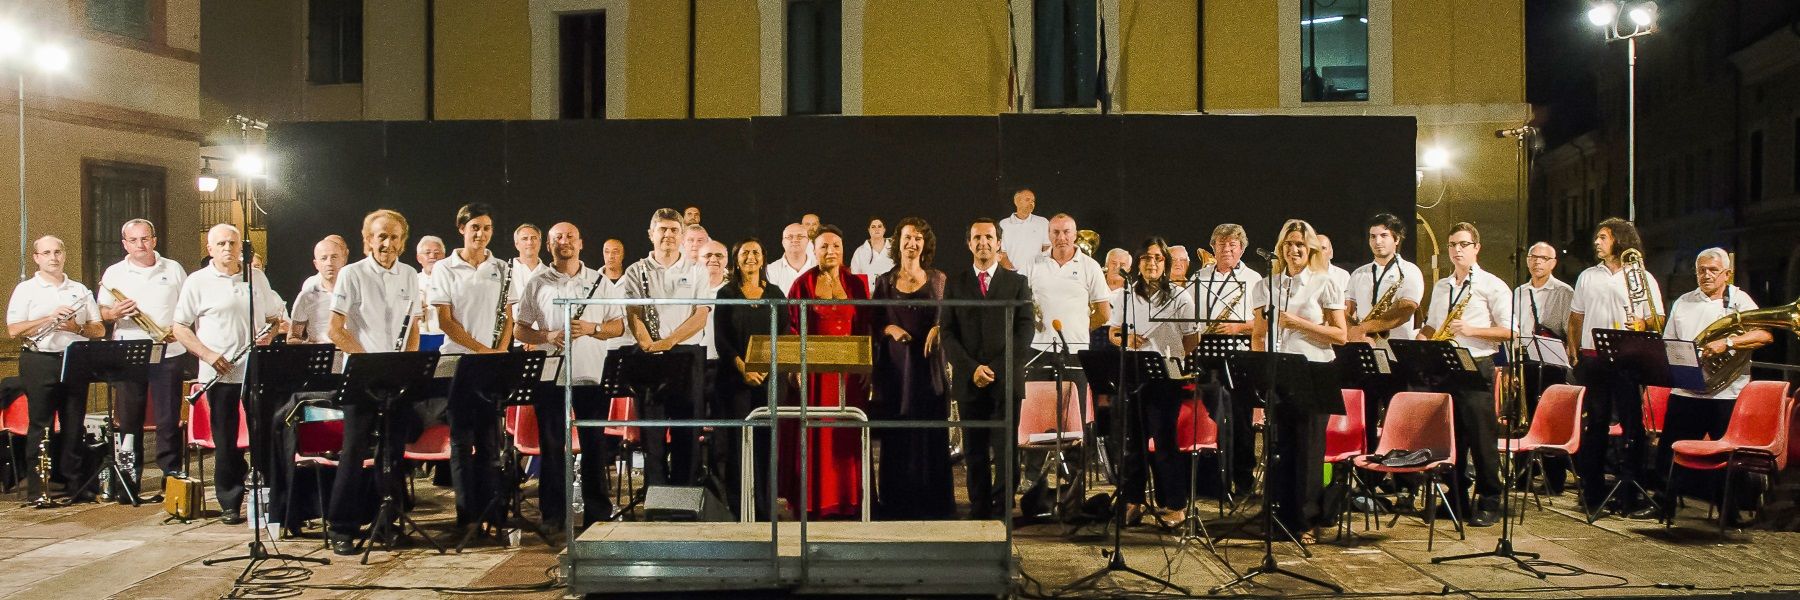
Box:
[941,218,1036,519]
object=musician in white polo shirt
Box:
[1653,247,1770,524]
[428,203,521,530]
[170,224,285,524]
[1190,223,1262,493]
[290,235,350,345]
[96,218,190,498]
[514,222,627,532]
[1567,217,1663,518]
[999,188,1049,271]
[1022,213,1110,356]
[1344,213,1425,454]
[323,208,422,555]
[622,207,713,487]
[6,235,104,501]
[1417,222,1512,528]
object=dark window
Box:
[787,0,842,115]
[1749,130,1764,202]
[308,0,363,85]
[87,0,151,41]
[558,12,607,119]
[82,161,166,288]
[1793,118,1799,194]
[1033,0,1097,109]
[1301,0,1369,102]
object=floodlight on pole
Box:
[1588,1,1657,221]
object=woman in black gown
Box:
[870,217,955,520]
[713,237,788,518]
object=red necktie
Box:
[978,271,990,297]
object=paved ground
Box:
[5,464,1800,598]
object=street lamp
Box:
[1588,1,1657,221]
[1,21,73,281]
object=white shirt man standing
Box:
[291,235,350,345]
[6,235,105,500]
[1346,213,1425,345]
[998,188,1049,271]
[1567,218,1664,518]
[1021,213,1110,353]
[1513,242,1574,340]
[95,218,189,495]
[622,208,713,487]
[765,222,817,294]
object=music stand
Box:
[599,348,699,516]
[1388,339,1482,390]
[1061,348,1188,595]
[202,343,336,574]
[333,351,442,564]
[60,340,160,506]
[1210,350,1344,595]
[448,351,550,551]
[1185,335,1246,516]
[1586,328,1678,522]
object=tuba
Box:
[1619,249,1663,332]
[1075,230,1100,257]
[1693,296,1800,395]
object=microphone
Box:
[1494,125,1537,139]
[1052,319,1071,353]
[1255,248,1279,262]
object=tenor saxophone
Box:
[1203,288,1245,335]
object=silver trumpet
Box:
[25,296,87,352]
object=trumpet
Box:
[1620,248,1662,332]
[106,287,174,342]
[25,296,87,351]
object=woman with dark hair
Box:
[713,237,788,517]
[1105,236,1200,526]
[784,225,873,519]
[869,217,953,519]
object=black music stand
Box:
[1061,348,1188,595]
[333,351,443,564]
[1211,350,1344,595]
[203,343,336,574]
[1186,335,1246,516]
[1586,328,1681,523]
[448,351,550,551]
[599,349,699,516]
[1389,339,1482,389]
[60,340,160,506]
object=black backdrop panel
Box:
[1119,114,1417,266]
[264,115,1416,293]
[749,116,998,263]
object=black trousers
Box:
[632,345,704,486]
[1265,391,1329,532]
[962,380,1016,520]
[447,380,501,526]
[1655,392,1733,501]
[1574,355,1648,508]
[535,384,614,526]
[1445,356,1502,511]
[327,393,437,536]
[207,383,250,513]
[112,355,191,480]
[1119,378,1193,510]
[20,351,90,491]
[1215,382,1258,494]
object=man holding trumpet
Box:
[97,219,192,501]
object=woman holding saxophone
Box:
[6,235,105,502]
[1418,222,1513,528]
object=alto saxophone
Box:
[1203,288,1245,335]
[1355,268,1405,340]
[1429,288,1473,343]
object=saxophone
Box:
[1203,288,1245,335]
[1620,248,1662,332]
[1429,287,1473,343]
[1353,268,1405,340]
[1693,296,1800,395]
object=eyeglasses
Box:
[1447,241,1477,250]
[1526,255,1555,262]
[34,249,64,257]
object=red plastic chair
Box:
[1609,385,1671,437]
[2,393,28,489]
[603,397,640,444]
[404,424,453,462]
[1325,390,1367,463]
[292,419,347,540]
[1499,384,1585,517]
[1351,391,1462,550]
[183,390,250,490]
[508,404,581,458]
[1667,380,1794,532]
[1174,397,1233,515]
[1018,381,1084,450]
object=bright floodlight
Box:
[233,154,266,177]
[32,45,69,72]
[1627,2,1656,27]
[0,23,22,57]
[1587,2,1618,26]
[1421,147,1451,170]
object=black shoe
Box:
[328,532,359,556]
[1625,505,1661,520]
[220,510,246,525]
[1470,507,1499,527]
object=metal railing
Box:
[552,295,1032,590]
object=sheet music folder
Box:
[1593,328,1704,390]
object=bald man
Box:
[765,223,817,293]
[291,236,351,344]
[171,224,286,524]
[7,235,105,501]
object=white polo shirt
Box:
[999,213,1050,270]
[850,240,896,278]
[1569,263,1664,350]
[173,264,285,384]
[622,254,711,346]
[6,272,101,353]
[1106,284,1199,358]
[700,280,727,359]
[1023,251,1109,351]
[764,253,817,295]
[1250,268,1345,362]
[97,252,188,356]
[331,256,421,352]
[290,275,337,344]
[428,249,520,354]
[1189,262,1263,334]
[1512,276,1574,339]
[1347,257,1426,340]
[518,263,612,384]
[1423,266,1514,358]
[1664,286,1759,399]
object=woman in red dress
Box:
[783,225,872,519]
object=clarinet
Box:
[640,268,663,342]
[491,261,514,350]
[185,322,279,404]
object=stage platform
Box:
[566,520,1011,596]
